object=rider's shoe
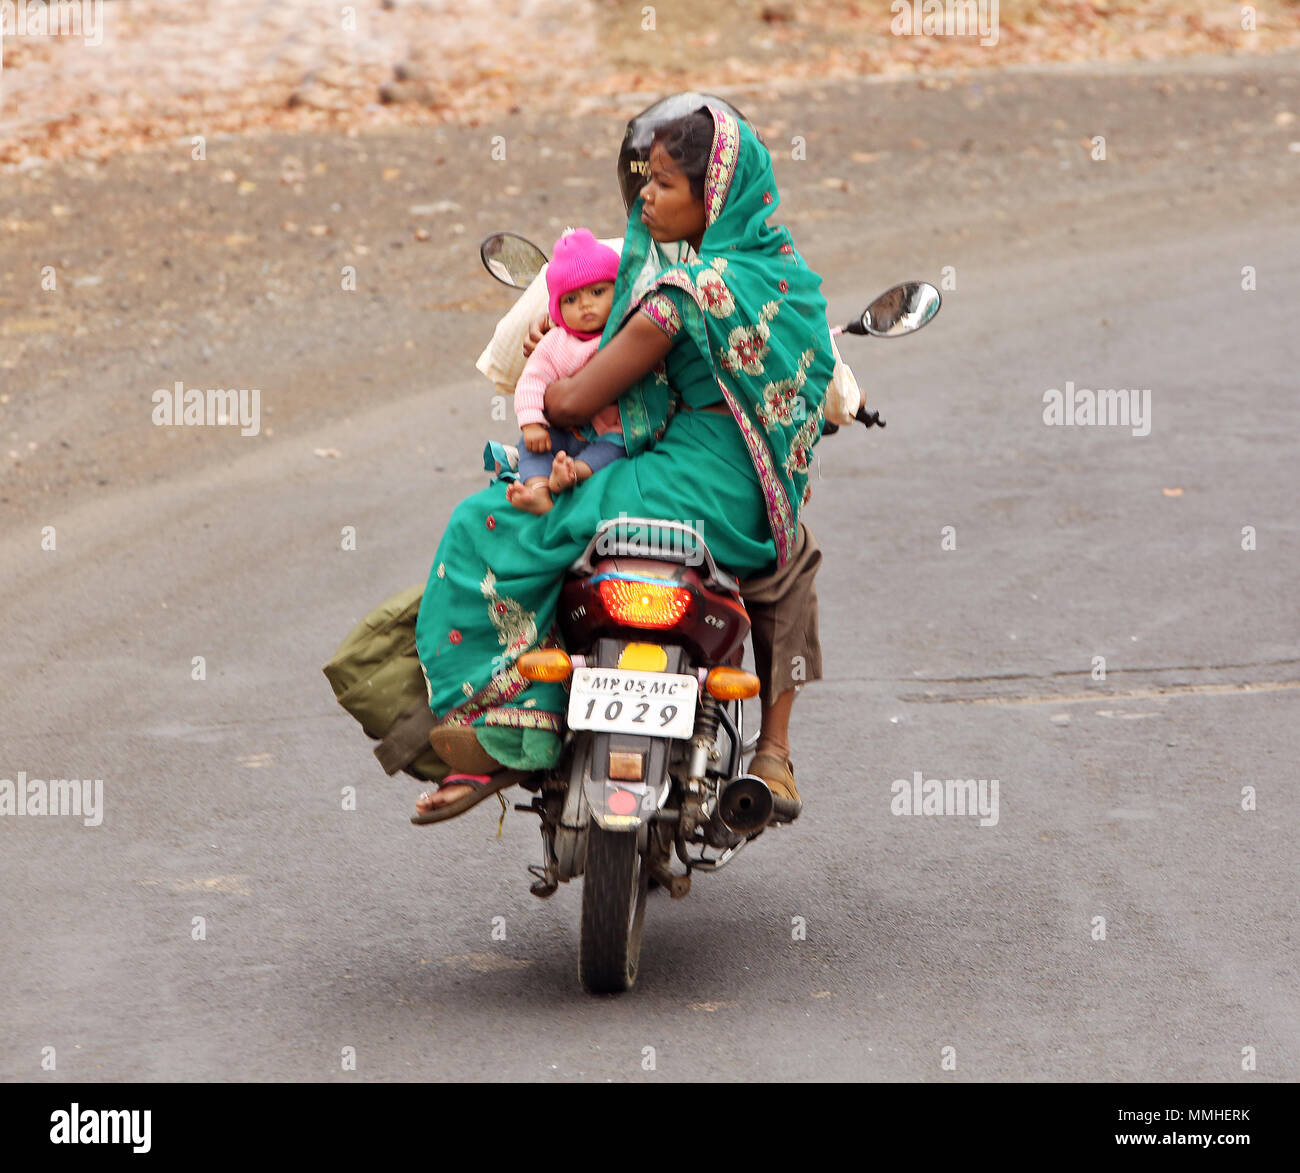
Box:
[748,751,803,824]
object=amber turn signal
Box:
[705,666,761,700]
[516,649,573,682]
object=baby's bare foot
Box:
[549,451,579,495]
[506,478,553,514]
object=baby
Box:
[505,228,624,514]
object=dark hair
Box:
[650,110,714,204]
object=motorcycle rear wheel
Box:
[579,825,649,994]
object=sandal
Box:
[748,751,803,824]
[410,770,529,825]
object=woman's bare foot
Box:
[415,783,474,815]
[506,477,554,514]
[549,450,579,495]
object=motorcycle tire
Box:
[579,824,649,994]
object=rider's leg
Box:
[739,522,823,731]
[415,726,501,813]
[737,523,822,817]
[756,687,795,759]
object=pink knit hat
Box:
[547,229,621,339]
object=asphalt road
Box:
[2,55,1298,1082]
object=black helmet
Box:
[617,92,762,215]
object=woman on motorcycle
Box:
[413,101,836,823]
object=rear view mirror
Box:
[844,281,942,338]
[480,232,549,288]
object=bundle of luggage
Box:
[323,585,449,783]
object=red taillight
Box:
[597,578,693,629]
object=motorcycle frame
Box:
[520,522,763,899]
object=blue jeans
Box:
[516,425,625,482]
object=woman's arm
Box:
[544,312,674,427]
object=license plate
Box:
[567,667,698,740]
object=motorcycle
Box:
[458,232,940,993]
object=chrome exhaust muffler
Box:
[706,773,773,842]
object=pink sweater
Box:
[513,328,622,436]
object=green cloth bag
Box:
[323,585,451,783]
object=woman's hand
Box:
[523,312,552,358]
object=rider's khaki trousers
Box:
[737,522,823,705]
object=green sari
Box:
[415,108,837,771]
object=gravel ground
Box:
[2,0,1298,163]
[3,50,1298,523]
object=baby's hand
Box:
[522,423,552,453]
[522,312,552,359]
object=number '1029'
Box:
[582,699,678,727]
